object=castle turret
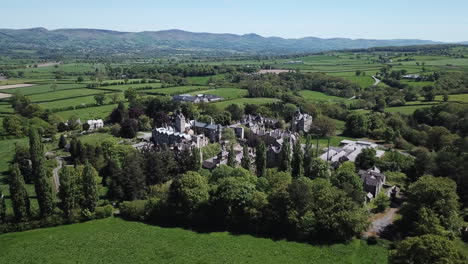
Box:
[175,112,186,133]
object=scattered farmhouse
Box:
[257,69,294,75]
[402,74,421,80]
[172,94,223,103]
[86,119,104,130]
[359,167,386,201]
[320,139,385,164]
[284,60,304,64]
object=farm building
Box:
[359,167,386,201]
[173,94,223,103]
[320,140,385,164]
[86,119,104,130]
[402,74,421,80]
[257,69,294,74]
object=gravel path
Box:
[371,76,381,86]
[365,208,398,237]
[52,156,64,193]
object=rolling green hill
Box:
[0,27,446,58]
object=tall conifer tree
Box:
[241,145,251,170]
[9,163,31,221]
[29,127,54,217]
[256,141,267,177]
[291,139,304,178]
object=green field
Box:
[77,132,122,145]
[0,83,88,95]
[145,85,210,95]
[39,95,102,109]
[299,90,348,102]
[213,97,281,109]
[28,88,106,103]
[52,104,119,121]
[99,82,162,92]
[189,87,247,99]
[0,217,389,264]
[187,74,225,85]
[384,94,468,115]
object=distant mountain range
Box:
[0,27,464,57]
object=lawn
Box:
[384,94,468,115]
[77,132,121,145]
[188,87,247,99]
[99,82,162,92]
[187,74,225,85]
[53,104,119,121]
[38,95,102,109]
[145,85,210,95]
[1,83,88,95]
[300,90,348,102]
[213,97,281,109]
[0,138,28,175]
[28,88,107,103]
[0,217,389,264]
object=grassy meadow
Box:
[0,217,389,264]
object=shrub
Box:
[95,205,114,219]
[367,236,378,245]
[119,200,147,221]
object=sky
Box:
[1,0,467,42]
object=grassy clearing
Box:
[0,217,389,264]
[99,82,162,92]
[38,95,101,109]
[188,87,247,99]
[299,90,347,102]
[28,88,106,102]
[384,93,468,115]
[52,104,119,121]
[145,85,210,95]
[77,133,121,145]
[213,98,281,109]
[0,83,89,95]
[0,138,28,175]
[187,74,225,85]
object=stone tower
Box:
[175,112,186,133]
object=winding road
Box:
[52,156,64,193]
[371,76,381,86]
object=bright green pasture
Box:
[53,104,119,121]
[0,83,88,95]
[384,93,468,115]
[187,74,225,85]
[99,82,162,92]
[28,88,106,102]
[77,133,122,145]
[145,85,210,95]
[213,97,281,109]
[439,93,468,102]
[38,95,101,109]
[0,102,13,114]
[188,87,247,99]
[299,90,347,102]
[0,217,389,264]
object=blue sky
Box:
[1,0,467,41]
